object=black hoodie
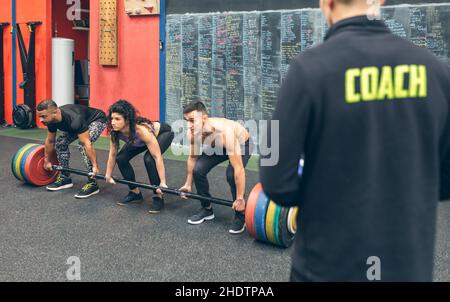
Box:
[260,16,450,281]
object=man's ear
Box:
[320,0,335,26]
[322,0,335,12]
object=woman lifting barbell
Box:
[105,100,174,213]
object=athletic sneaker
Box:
[74,181,100,199]
[46,175,73,191]
[148,196,164,214]
[188,207,215,225]
[229,212,246,234]
[117,191,143,206]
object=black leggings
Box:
[193,140,253,208]
[116,126,174,190]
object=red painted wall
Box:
[0,0,12,124]
[16,0,52,127]
[89,0,160,121]
[3,0,160,126]
[52,0,89,60]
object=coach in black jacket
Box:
[260,0,450,281]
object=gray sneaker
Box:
[148,197,165,214]
[74,181,100,199]
[117,191,143,206]
[229,212,246,234]
[46,175,73,191]
[188,207,215,225]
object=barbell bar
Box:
[12,143,300,248]
[52,165,235,207]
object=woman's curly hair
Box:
[107,99,153,147]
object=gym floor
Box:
[0,132,449,281]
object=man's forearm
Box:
[155,156,167,184]
[44,139,55,161]
[83,143,98,168]
[234,168,245,200]
[185,156,197,185]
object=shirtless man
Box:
[179,101,253,234]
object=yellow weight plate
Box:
[287,207,299,234]
[265,201,277,243]
[14,144,39,181]
[292,207,299,233]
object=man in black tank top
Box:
[37,100,107,199]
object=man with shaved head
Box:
[261,0,450,281]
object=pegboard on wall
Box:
[125,0,160,16]
[99,0,118,66]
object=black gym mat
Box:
[0,136,291,281]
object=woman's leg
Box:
[142,130,174,192]
[116,144,147,191]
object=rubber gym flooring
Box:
[0,133,449,281]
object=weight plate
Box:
[24,145,58,186]
[20,144,40,183]
[11,144,32,180]
[287,207,297,234]
[12,143,38,181]
[254,190,269,242]
[292,207,298,234]
[272,204,282,246]
[265,201,278,244]
[245,183,262,239]
[278,207,295,248]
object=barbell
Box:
[11,144,300,248]
[53,165,240,207]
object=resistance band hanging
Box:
[13,21,41,129]
[0,22,9,126]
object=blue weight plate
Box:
[254,190,270,243]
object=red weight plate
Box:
[245,183,262,239]
[24,145,58,186]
